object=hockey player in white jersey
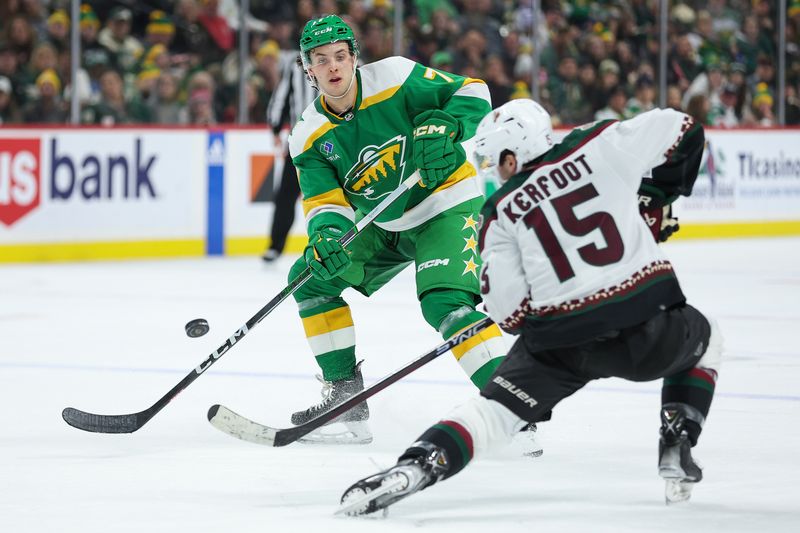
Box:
[339,100,723,514]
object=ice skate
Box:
[515,422,543,458]
[337,442,449,516]
[658,406,702,504]
[292,361,372,445]
[261,249,281,263]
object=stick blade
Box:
[62,407,140,433]
[207,404,280,446]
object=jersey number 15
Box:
[525,183,625,282]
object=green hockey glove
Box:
[413,109,460,189]
[304,227,352,280]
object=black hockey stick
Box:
[62,172,421,434]
[207,316,494,446]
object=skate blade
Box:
[336,476,407,517]
[665,479,695,505]
[298,421,373,445]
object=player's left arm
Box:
[406,63,492,187]
[637,117,705,242]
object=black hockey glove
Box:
[639,196,680,242]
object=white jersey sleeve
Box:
[595,108,695,190]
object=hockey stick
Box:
[62,171,421,434]
[206,316,494,447]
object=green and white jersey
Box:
[288,56,492,235]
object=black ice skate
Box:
[337,442,450,516]
[291,361,371,445]
[658,405,703,504]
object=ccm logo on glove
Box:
[413,124,452,137]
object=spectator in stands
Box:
[0,40,25,109]
[716,82,742,127]
[549,55,592,125]
[483,54,512,107]
[180,69,218,124]
[751,82,775,126]
[184,87,216,125]
[5,14,36,67]
[98,7,143,75]
[79,4,105,63]
[252,39,281,100]
[359,17,391,63]
[0,75,19,123]
[749,55,776,95]
[670,33,702,93]
[81,69,150,125]
[23,68,65,123]
[27,41,59,84]
[595,58,621,108]
[149,71,183,124]
[683,55,726,111]
[614,41,638,86]
[145,10,176,49]
[626,75,656,117]
[45,9,70,52]
[667,85,684,110]
[540,23,578,77]
[595,85,627,120]
[197,0,234,66]
[785,84,800,125]
[454,28,488,75]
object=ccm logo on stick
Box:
[0,138,40,227]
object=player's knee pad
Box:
[697,317,723,372]
[419,289,477,333]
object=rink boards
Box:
[1,126,799,262]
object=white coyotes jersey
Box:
[479,108,694,333]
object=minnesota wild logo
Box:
[343,135,407,200]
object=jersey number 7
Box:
[524,184,625,283]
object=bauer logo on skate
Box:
[343,135,407,201]
[492,375,538,408]
[0,138,40,226]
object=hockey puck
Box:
[185,318,210,338]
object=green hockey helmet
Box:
[299,14,359,69]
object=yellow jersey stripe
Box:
[302,307,355,338]
[431,160,477,193]
[302,122,337,153]
[302,187,350,217]
[359,85,401,110]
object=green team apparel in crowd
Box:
[287,25,505,389]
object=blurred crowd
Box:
[1,0,799,127]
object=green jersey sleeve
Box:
[401,62,492,141]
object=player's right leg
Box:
[287,256,370,442]
[287,224,412,443]
[339,397,524,516]
[658,307,723,503]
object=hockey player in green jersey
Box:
[285,14,526,446]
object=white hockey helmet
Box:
[474,99,554,182]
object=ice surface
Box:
[1,238,799,532]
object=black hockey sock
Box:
[662,366,717,446]
[399,420,474,480]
